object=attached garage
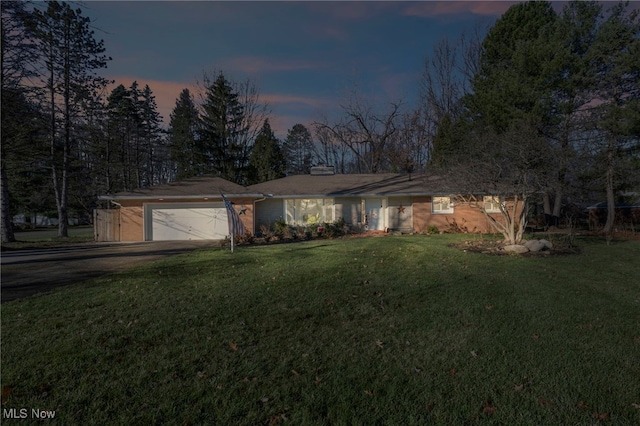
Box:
[145,203,228,241]
[96,176,258,242]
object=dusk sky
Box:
[85,1,525,137]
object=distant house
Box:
[95,167,511,241]
[586,195,640,230]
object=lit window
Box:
[432,196,453,214]
[483,196,502,213]
[285,199,334,225]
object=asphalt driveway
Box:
[1,241,216,303]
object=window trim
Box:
[483,195,502,213]
[285,198,334,226]
[432,196,454,214]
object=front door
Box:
[365,198,384,231]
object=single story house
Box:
[248,167,506,234]
[96,167,513,241]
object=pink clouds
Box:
[402,1,520,17]
[261,93,332,136]
[107,77,191,125]
[261,93,329,110]
[106,76,326,136]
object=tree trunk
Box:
[542,189,561,229]
[1,165,16,243]
[57,24,71,239]
[552,188,562,218]
[603,135,616,240]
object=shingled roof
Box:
[99,173,461,200]
[100,176,261,200]
[247,173,455,197]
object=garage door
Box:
[146,203,228,241]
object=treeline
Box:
[426,1,639,238]
[1,1,171,239]
[1,1,639,242]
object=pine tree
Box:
[283,124,315,175]
[139,84,165,186]
[199,72,246,183]
[248,119,286,184]
[1,0,40,242]
[105,84,137,192]
[466,0,559,133]
[588,2,640,238]
[28,1,110,236]
[168,89,201,180]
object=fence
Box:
[93,209,120,242]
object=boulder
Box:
[524,240,546,252]
[539,239,553,250]
[503,244,529,254]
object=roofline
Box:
[259,192,459,198]
[98,193,265,201]
[100,191,522,201]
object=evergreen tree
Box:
[248,119,286,184]
[465,0,559,132]
[442,0,639,239]
[461,0,592,226]
[168,89,201,180]
[139,84,165,186]
[283,124,315,175]
[1,87,50,237]
[429,113,464,167]
[588,2,640,237]
[28,0,110,236]
[1,0,40,242]
[105,84,137,192]
[199,72,246,183]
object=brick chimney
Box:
[310,166,335,175]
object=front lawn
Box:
[2,235,639,424]
[2,227,94,251]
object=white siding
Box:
[255,198,284,231]
[335,197,363,225]
[388,196,413,230]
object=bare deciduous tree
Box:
[445,123,552,245]
[313,89,403,174]
[312,119,350,173]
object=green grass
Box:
[2,235,639,425]
[2,227,94,250]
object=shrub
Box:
[304,228,313,240]
[235,231,254,245]
[426,225,439,235]
[322,218,347,238]
[259,224,274,242]
[295,226,312,240]
[444,217,476,234]
[274,218,288,238]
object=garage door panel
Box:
[147,204,228,241]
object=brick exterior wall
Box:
[112,195,520,241]
[116,197,255,242]
[118,200,143,241]
[412,196,518,234]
